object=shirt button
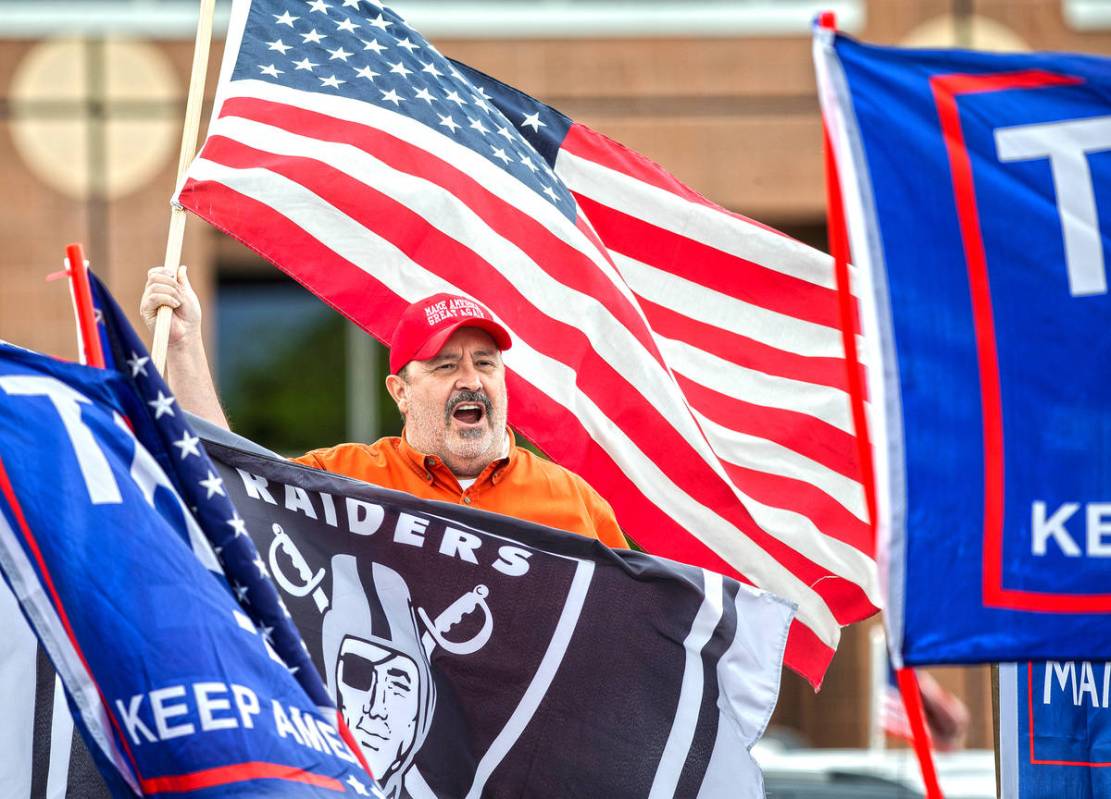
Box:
[463,496,472,504]
[428,457,437,466]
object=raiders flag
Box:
[8,420,793,798]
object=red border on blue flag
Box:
[928,69,1111,613]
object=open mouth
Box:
[452,403,485,425]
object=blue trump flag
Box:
[999,661,1111,798]
[0,274,380,796]
[815,29,1111,665]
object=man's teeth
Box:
[453,403,484,423]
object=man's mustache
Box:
[444,390,493,421]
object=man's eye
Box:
[437,363,454,371]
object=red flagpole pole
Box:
[817,9,878,550]
[822,122,878,540]
[64,243,106,369]
[896,667,945,799]
[818,11,943,798]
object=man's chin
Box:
[448,426,495,450]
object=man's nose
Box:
[454,361,482,390]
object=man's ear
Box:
[385,373,408,416]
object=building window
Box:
[215,270,395,456]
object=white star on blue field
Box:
[234,0,577,219]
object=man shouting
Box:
[141,268,626,546]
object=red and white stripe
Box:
[179,73,879,685]
[882,685,914,741]
[555,124,878,680]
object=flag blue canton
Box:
[450,59,573,170]
[233,0,576,218]
[89,273,329,708]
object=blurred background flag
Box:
[176,0,879,689]
[0,273,379,797]
[881,668,914,744]
[869,628,969,753]
[815,26,1111,665]
[999,661,1111,798]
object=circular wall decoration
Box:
[901,14,1029,52]
[10,37,180,200]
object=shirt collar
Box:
[398,427,516,482]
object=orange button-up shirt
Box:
[293,430,627,548]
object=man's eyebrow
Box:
[386,667,412,684]
[425,352,460,366]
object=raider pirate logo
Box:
[266,510,515,799]
[323,556,438,797]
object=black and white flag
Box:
[203,427,794,799]
[7,421,793,798]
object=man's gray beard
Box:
[448,405,507,461]
[448,420,498,458]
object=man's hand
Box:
[140,265,201,348]
[136,265,230,431]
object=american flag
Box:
[176,0,879,686]
[870,628,969,753]
[881,665,915,742]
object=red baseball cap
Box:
[389,293,512,373]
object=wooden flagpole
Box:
[817,10,944,797]
[150,0,217,375]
